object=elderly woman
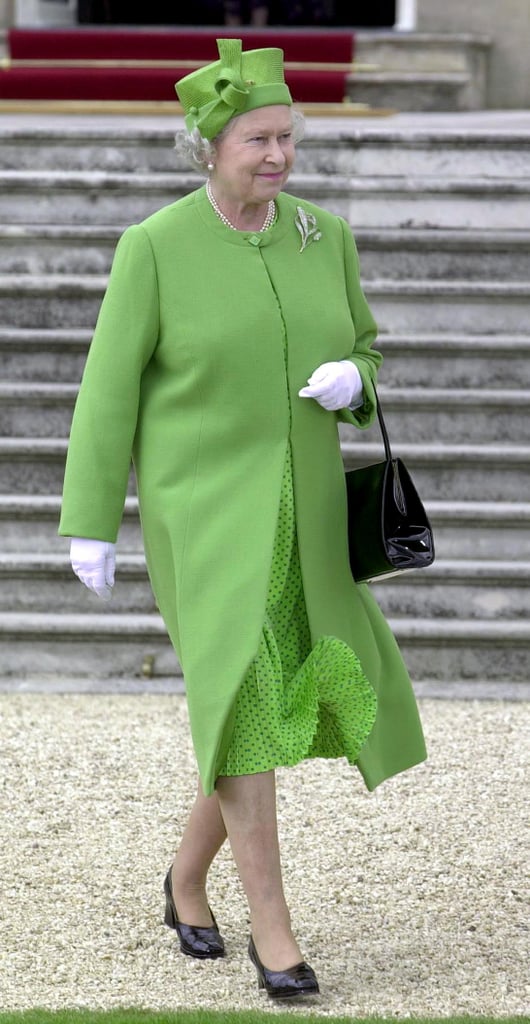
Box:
[59,38,426,1000]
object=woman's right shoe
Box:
[163,869,225,960]
[248,936,320,999]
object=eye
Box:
[280,132,292,140]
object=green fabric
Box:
[59,187,427,796]
[220,445,377,777]
[176,38,292,140]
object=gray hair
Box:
[175,108,306,173]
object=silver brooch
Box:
[295,205,322,253]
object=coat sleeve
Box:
[58,224,159,542]
[338,216,382,430]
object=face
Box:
[211,105,295,208]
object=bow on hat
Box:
[176,37,292,141]
[184,40,254,140]
[214,38,252,112]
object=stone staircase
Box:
[350,31,490,111]
[0,111,529,695]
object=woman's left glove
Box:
[70,537,116,601]
[298,360,363,411]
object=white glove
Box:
[298,360,363,411]
[70,537,116,602]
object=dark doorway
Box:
[333,0,395,25]
[77,0,396,26]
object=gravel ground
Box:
[0,693,528,1019]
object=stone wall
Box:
[0,0,15,28]
[418,0,530,108]
[1,0,75,26]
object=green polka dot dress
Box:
[219,445,377,777]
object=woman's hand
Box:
[70,538,116,601]
[298,360,363,411]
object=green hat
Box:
[176,37,292,141]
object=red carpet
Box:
[1,28,355,103]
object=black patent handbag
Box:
[345,394,435,584]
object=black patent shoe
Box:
[248,936,320,999]
[163,869,225,959]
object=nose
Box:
[264,137,286,166]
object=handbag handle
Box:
[375,393,393,462]
[375,393,408,514]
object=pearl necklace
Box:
[206,180,275,233]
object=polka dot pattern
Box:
[219,447,377,778]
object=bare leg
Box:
[171,781,227,927]
[216,769,303,971]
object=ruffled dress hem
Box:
[219,632,377,778]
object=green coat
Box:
[59,187,426,796]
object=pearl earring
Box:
[207,161,214,172]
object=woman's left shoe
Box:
[163,869,225,959]
[248,935,320,999]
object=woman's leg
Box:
[216,769,303,971]
[170,781,227,927]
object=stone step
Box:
[2,495,529,561]
[390,617,530,684]
[0,611,179,678]
[356,229,530,282]
[0,437,69,493]
[1,673,525,698]
[1,554,528,621]
[352,32,488,110]
[299,127,530,179]
[1,328,528,389]
[0,553,156,614]
[0,275,105,329]
[0,382,78,437]
[355,387,530,444]
[341,441,529,502]
[1,170,529,230]
[424,389,530,442]
[346,70,473,113]
[413,679,530,700]
[299,176,530,232]
[367,280,530,333]
[0,169,199,225]
[5,112,529,179]
[0,327,90,382]
[0,610,526,683]
[0,224,119,275]
[0,437,136,495]
[372,560,530,620]
[0,123,181,174]
[348,30,488,110]
[0,436,527,501]
[378,334,530,389]
[0,495,141,552]
[0,675,186,695]
[355,30,490,75]
[425,501,530,560]
[2,224,528,282]
[2,382,529,443]
[1,275,528,333]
